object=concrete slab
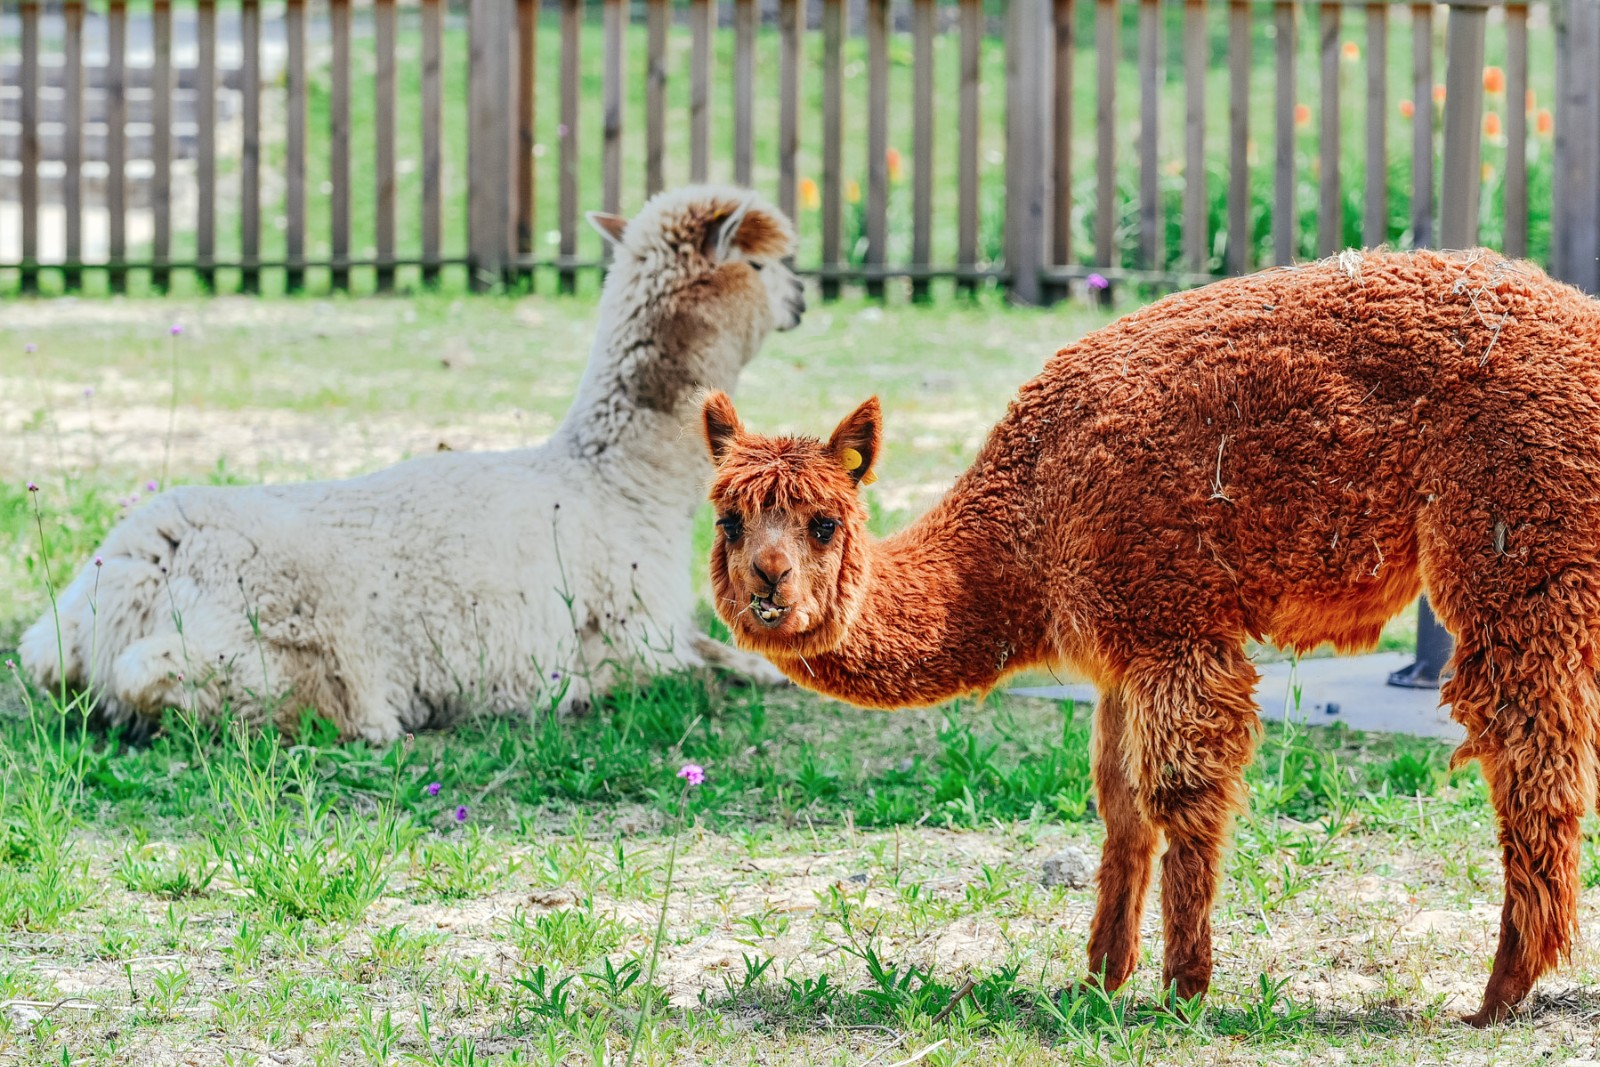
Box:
[1008,651,1464,742]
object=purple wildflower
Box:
[24,343,36,355]
[454,805,469,823]
[146,480,159,492]
[170,324,183,337]
[4,660,14,672]
[83,386,95,400]
[25,481,38,493]
[677,764,706,787]
[94,555,104,567]
[550,671,561,681]
[1086,273,1110,291]
[426,781,442,797]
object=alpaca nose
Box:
[752,558,791,589]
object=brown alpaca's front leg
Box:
[1085,687,1159,989]
[1121,642,1259,1004]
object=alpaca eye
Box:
[810,518,837,545]
[749,260,765,271]
[716,515,744,542]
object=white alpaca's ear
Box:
[828,397,882,487]
[702,391,743,466]
[587,211,629,248]
[708,195,756,261]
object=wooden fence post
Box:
[1554,0,1600,292]
[63,0,84,291]
[470,0,516,292]
[1440,1,1487,250]
[1006,0,1053,305]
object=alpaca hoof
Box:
[1460,1002,1515,1028]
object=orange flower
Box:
[1341,40,1360,62]
[1483,112,1502,138]
[845,179,861,204]
[1483,66,1505,94]
[1536,108,1553,136]
[1526,87,1536,114]
[885,146,903,184]
[1294,103,1311,128]
[798,176,820,211]
[1398,98,1416,120]
[1432,83,1447,106]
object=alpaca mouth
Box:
[750,594,790,627]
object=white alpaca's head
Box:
[589,185,803,338]
[557,186,802,480]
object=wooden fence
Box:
[2,0,1598,299]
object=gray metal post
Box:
[1388,2,1487,689]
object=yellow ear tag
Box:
[840,448,875,486]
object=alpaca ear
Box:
[587,211,629,248]
[702,391,743,467]
[827,397,882,487]
[701,195,756,261]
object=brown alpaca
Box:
[700,248,1600,1026]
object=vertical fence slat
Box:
[1273,0,1296,264]
[822,0,843,299]
[1183,0,1207,272]
[197,0,217,288]
[152,0,172,289]
[603,0,624,217]
[781,0,802,226]
[691,0,711,182]
[1226,0,1250,274]
[1553,0,1600,291]
[867,0,889,299]
[422,0,442,286]
[242,0,262,293]
[63,0,84,289]
[331,0,352,291]
[1365,3,1389,249]
[1052,0,1075,283]
[108,0,127,292]
[959,0,982,293]
[470,0,514,290]
[559,0,580,293]
[1006,0,1051,305]
[1440,3,1487,249]
[1318,2,1341,256]
[735,0,755,186]
[1412,3,1434,247]
[375,0,396,291]
[1138,0,1161,269]
[286,0,307,291]
[1095,0,1117,273]
[647,0,668,197]
[1504,3,1529,259]
[18,0,37,292]
[912,0,935,298]
[517,0,536,276]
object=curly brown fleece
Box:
[702,248,1600,1026]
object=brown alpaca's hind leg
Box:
[1085,686,1159,989]
[1121,641,1260,1002]
[1440,636,1597,1026]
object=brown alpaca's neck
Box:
[784,476,1052,709]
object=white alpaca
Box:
[20,185,803,742]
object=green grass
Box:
[3,291,1597,1063]
[2,2,1558,297]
